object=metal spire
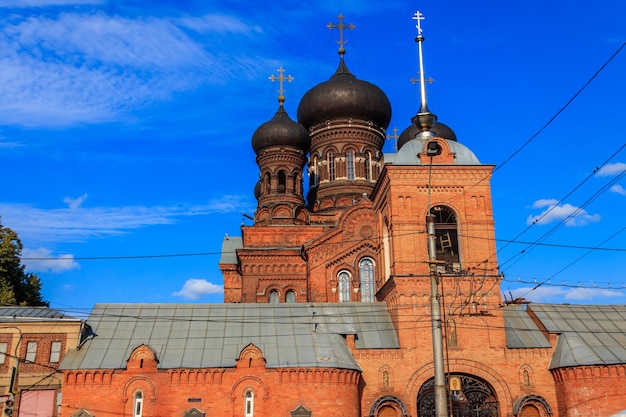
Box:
[411,11,437,136]
[269,67,294,107]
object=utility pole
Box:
[413,9,448,417]
[427,212,448,417]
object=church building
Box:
[58,13,626,417]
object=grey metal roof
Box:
[60,303,399,371]
[0,306,80,321]
[503,305,551,348]
[528,304,626,369]
[384,138,481,166]
[219,236,242,264]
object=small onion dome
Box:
[297,59,392,130]
[254,180,262,200]
[397,121,457,150]
[251,106,311,154]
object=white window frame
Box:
[26,341,37,363]
[338,270,351,302]
[133,391,143,417]
[0,342,7,364]
[50,341,62,363]
[245,390,254,417]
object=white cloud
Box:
[526,199,600,227]
[509,285,623,303]
[178,14,262,35]
[596,162,626,177]
[610,184,626,196]
[173,278,223,299]
[0,12,271,127]
[0,194,254,244]
[22,247,80,273]
[63,193,88,209]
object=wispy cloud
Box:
[611,184,626,196]
[596,162,626,177]
[0,11,272,127]
[22,247,80,273]
[63,193,88,209]
[526,199,600,227]
[173,278,223,299]
[510,285,623,303]
[0,194,254,244]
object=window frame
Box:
[25,341,37,363]
[245,390,254,417]
[346,149,355,180]
[359,258,375,302]
[338,270,351,302]
[133,391,143,417]
[50,341,62,363]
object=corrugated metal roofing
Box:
[503,305,551,348]
[0,306,79,321]
[60,303,399,371]
[528,304,626,369]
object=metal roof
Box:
[528,304,626,369]
[0,306,80,321]
[503,305,551,349]
[60,303,399,371]
[219,236,242,264]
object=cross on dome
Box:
[269,67,294,106]
[327,13,355,57]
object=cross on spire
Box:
[386,127,399,151]
[413,11,425,35]
[269,67,293,106]
[411,74,434,85]
[327,14,355,56]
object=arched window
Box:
[269,290,279,303]
[328,151,335,181]
[312,156,319,186]
[133,392,143,417]
[432,205,459,264]
[245,391,254,417]
[338,270,351,302]
[286,290,296,303]
[278,171,287,193]
[264,173,271,195]
[365,151,372,181]
[346,149,355,180]
[359,258,375,302]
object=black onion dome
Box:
[254,180,262,200]
[397,121,457,150]
[252,106,311,154]
[297,59,392,130]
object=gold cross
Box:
[327,14,355,55]
[269,67,293,105]
[386,127,399,151]
[411,73,434,84]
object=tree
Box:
[0,224,48,306]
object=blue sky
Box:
[0,0,624,315]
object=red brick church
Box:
[58,13,626,417]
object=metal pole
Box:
[427,213,448,417]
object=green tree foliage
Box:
[0,225,48,306]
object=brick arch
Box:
[369,395,409,417]
[230,375,268,400]
[513,394,554,416]
[121,375,156,401]
[404,359,513,417]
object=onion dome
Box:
[297,58,392,130]
[251,106,311,154]
[254,180,262,200]
[397,121,457,150]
